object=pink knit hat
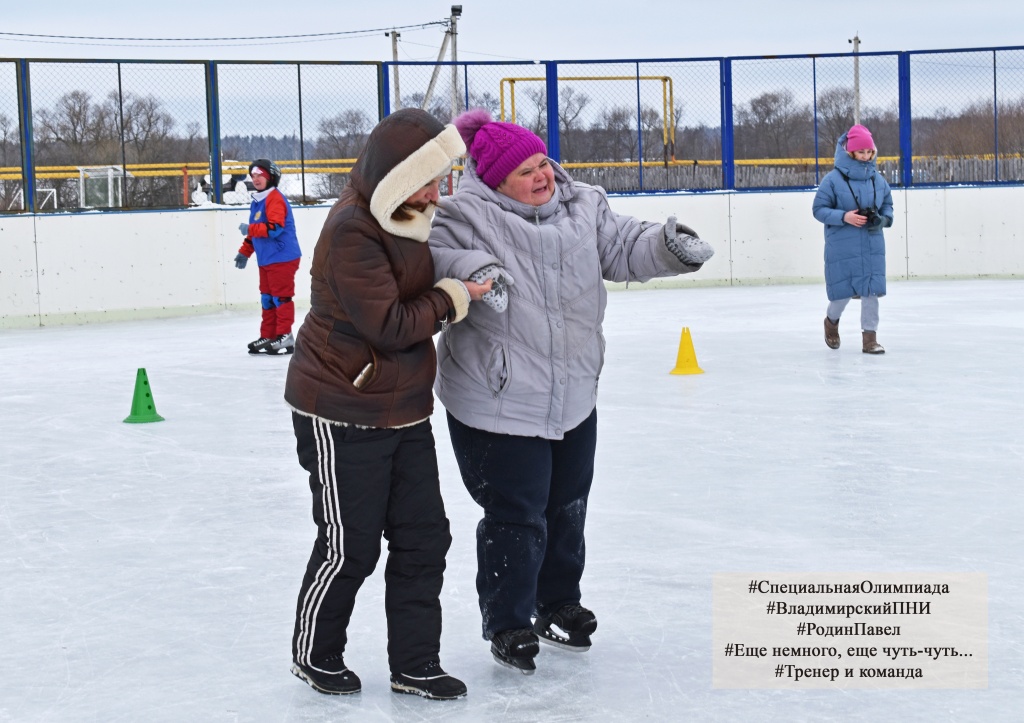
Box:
[453,108,547,189]
[845,124,876,153]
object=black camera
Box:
[858,207,881,226]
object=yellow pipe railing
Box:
[4,154,1023,183]
[499,76,676,155]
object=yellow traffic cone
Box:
[123,368,165,423]
[670,327,704,375]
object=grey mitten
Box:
[234,253,248,269]
[469,264,515,313]
[662,215,714,266]
[238,222,250,236]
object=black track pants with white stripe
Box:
[290,413,452,675]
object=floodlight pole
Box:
[421,29,450,111]
[849,33,861,125]
[386,30,401,109]
[450,6,462,118]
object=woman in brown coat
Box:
[284,108,490,700]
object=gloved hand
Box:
[234,253,248,269]
[238,222,250,236]
[469,264,515,313]
[661,217,714,266]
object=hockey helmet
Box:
[249,158,282,187]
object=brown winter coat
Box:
[284,109,466,428]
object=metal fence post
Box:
[16,60,35,213]
[635,62,644,191]
[898,52,912,188]
[720,58,734,190]
[812,57,820,184]
[206,61,222,204]
[545,61,560,162]
[992,50,999,183]
[381,61,392,117]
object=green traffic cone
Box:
[123,367,165,423]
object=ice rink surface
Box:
[2,280,1022,722]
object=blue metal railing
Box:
[5,44,1024,213]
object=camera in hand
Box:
[857,206,881,226]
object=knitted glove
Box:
[238,222,250,236]
[661,217,714,266]
[469,264,515,313]
[234,253,248,269]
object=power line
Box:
[0,34,405,49]
[399,39,528,62]
[0,21,447,45]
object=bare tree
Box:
[734,90,813,159]
[108,91,182,206]
[1,114,21,210]
[816,86,855,151]
[312,109,373,198]
[315,110,372,159]
[468,91,500,117]
[557,86,590,161]
[520,86,548,141]
[997,96,1024,156]
[34,91,119,207]
[592,106,638,162]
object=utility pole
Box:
[386,30,401,109]
[421,27,451,112]
[450,6,462,119]
[848,33,861,125]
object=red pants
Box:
[258,258,300,337]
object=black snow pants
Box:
[446,408,597,640]
[291,413,452,675]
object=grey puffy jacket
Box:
[429,159,696,440]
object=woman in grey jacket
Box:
[429,109,713,675]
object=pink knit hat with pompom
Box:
[845,124,876,153]
[453,109,547,189]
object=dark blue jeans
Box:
[447,409,597,640]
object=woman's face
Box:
[404,176,442,211]
[251,171,269,191]
[852,149,875,162]
[497,153,555,206]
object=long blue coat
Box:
[812,133,894,300]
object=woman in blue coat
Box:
[812,124,893,354]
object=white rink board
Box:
[2,185,1023,327]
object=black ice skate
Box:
[533,603,598,652]
[490,628,540,674]
[247,336,274,353]
[250,333,293,355]
[290,655,361,695]
[268,333,294,355]
[390,660,467,700]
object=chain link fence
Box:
[909,48,1024,183]
[1,61,23,211]
[3,45,1024,213]
[23,60,209,210]
[212,61,380,206]
[385,59,547,195]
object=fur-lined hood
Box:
[349,108,465,242]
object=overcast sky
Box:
[2,1,1022,63]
